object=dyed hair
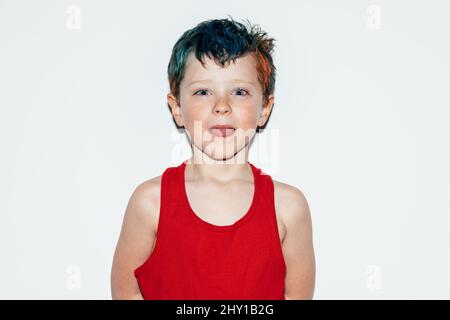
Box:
[167,16,276,106]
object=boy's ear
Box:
[257,95,275,128]
[167,93,184,128]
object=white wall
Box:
[0,0,449,299]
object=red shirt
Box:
[134,159,286,299]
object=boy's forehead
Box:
[183,52,259,84]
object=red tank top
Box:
[134,159,286,300]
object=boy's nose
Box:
[212,104,231,115]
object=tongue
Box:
[210,128,235,137]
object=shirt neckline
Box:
[179,159,260,232]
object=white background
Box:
[1,0,449,299]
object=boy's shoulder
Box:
[129,174,163,231]
[134,174,162,199]
[134,163,180,200]
[271,179,311,228]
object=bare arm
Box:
[111,178,160,300]
[276,183,316,299]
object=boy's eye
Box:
[194,89,209,96]
[235,88,249,96]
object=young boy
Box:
[111,17,315,300]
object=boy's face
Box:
[167,52,274,162]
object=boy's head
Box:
[167,17,276,162]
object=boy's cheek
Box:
[182,111,209,131]
[237,108,259,129]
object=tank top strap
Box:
[250,164,275,212]
[249,165,286,282]
[150,164,180,249]
[160,165,179,208]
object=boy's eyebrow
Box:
[187,79,256,86]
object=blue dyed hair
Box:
[167,16,276,106]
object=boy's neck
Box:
[186,147,251,182]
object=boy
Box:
[111,17,315,300]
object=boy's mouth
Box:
[208,124,236,137]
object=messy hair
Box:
[167,15,276,106]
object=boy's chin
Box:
[200,150,248,164]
